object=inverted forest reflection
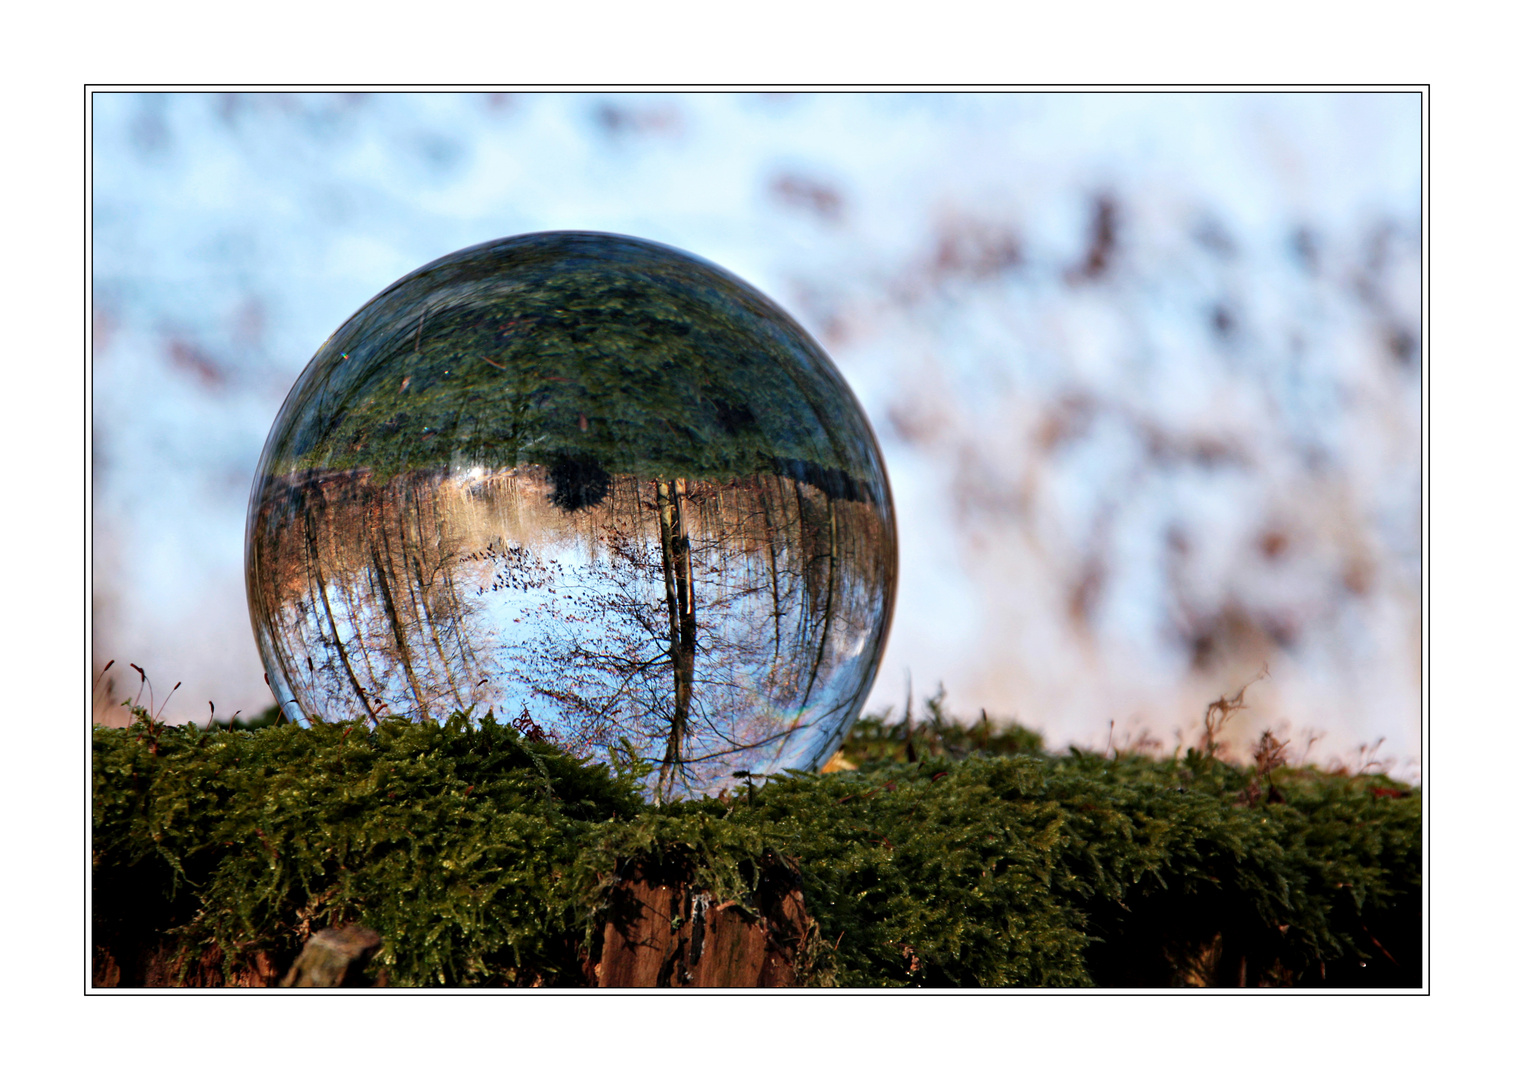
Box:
[245,232,897,800]
[250,463,893,799]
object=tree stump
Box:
[594,853,810,987]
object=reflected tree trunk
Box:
[758,482,785,666]
[369,528,431,722]
[402,487,467,708]
[305,494,379,725]
[656,478,697,798]
[798,493,837,709]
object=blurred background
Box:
[89,91,1422,777]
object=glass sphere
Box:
[246,232,897,800]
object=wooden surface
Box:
[594,854,809,988]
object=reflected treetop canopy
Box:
[258,231,886,502]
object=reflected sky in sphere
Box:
[245,231,897,800]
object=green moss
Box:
[92,705,1420,988]
[840,686,1046,763]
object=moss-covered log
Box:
[91,706,1420,988]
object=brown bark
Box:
[93,927,387,989]
[92,862,809,988]
[92,941,282,988]
[593,854,809,988]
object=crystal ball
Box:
[246,232,897,800]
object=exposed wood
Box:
[595,854,809,988]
